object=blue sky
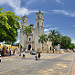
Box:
[0,0,75,44]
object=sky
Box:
[0,0,75,44]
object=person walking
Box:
[22,51,25,58]
[9,48,11,56]
[38,52,41,58]
[35,53,38,60]
[13,49,15,55]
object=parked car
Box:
[30,51,37,55]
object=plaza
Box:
[0,52,75,75]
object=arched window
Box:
[37,22,39,28]
[38,22,39,25]
[29,38,31,41]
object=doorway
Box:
[50,47,51,51]
[28,44,31,50]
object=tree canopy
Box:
[48,30,74,49]
[0,7,21,42]
[60,36,71,49]
[38,34,48,50]
[23,26,32,36]
[48,30,58,48]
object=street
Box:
[0,52,75,75]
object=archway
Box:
[50,47,51,51]
[28,44,31,50]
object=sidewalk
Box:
[71,59,75,75]
[2,54,19,59]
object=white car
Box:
[0,54,2,62]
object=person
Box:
[13,49,15,55]
[38,52,41,58]
[53,49,54,53]
[9,48,11,56]
[22,51,25,58]
[35,53,38,60]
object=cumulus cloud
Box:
[71,38,75,44]
[44,27,58,32]
[50,10,75,17]
[0,0,20,8]
[0,0,39,16]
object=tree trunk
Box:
[42,43,43,51]
[53,39,54,53]
[11,42,12,50]
[53,39,54,48]
[26,35,28,50]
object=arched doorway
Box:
[50,47,51,51]
[28,44,31,50]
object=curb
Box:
[68,58,75,75]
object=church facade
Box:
[19,11,52,51]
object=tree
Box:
[23,26,32,50]
[38,34,48,50]
[0,7,21,42]
[48,30,57,49]
[60,36,71,49]
[54,32,62,46]
[69,43,75,49]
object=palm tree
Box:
[48,30,57,50]
[38,34,48,51]
[23,26,32,50]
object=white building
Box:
[19,11,52,51]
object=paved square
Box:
[0,52,75,75]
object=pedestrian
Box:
[53,49,54,53]
[13,49,15,55]
[22,51,25,58]
[38,52,41,58]
[35,53,38,60]
[9,48,11,56]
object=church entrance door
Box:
[50,47,51,51]
[28,44,31,50]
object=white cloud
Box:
[71,38,75,44]
[44,27,58,32]
[55,0,63,5]
[26,0,37,6]
[50,10,75,17]
[15,39,20,43]
[0,0,20,8]
[26,0,46,6]
[0,0,39,16]
[45,24,52,28]
[73,25,75,26]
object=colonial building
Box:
[19,11,52,51]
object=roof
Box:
[36,10,43,15]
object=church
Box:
[19,11,52,51]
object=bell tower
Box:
[35,11,44,51]
[21,15,28,29]
[36,10,44,28]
